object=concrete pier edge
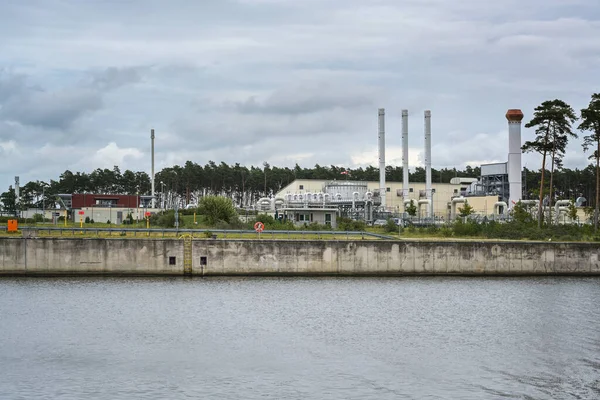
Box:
[1,237,599,277]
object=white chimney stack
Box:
[402,110,409,200]
[151,129,155,208]
[424,110,432,217]
[506,109,524,207]
[378,108,386,209]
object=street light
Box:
[160,181,165,209]
[41,182,49,223]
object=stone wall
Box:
[1,237,599,276]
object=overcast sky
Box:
[1,0,599,190]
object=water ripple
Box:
[1,276,599,399]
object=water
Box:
[1,277,599,399]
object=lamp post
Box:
[160,181,165,209]
[42,184,45,222]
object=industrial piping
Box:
[424,110,432,217]
[151,129,155,208]
[506,110,524,208]
[402,109,409,203]
[378,108,386,209]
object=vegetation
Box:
[458,201,474,218]
[405,199,417,216]
[523,99,578,227]
[579,93,600,231]
[197,195,239,226]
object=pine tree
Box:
[579,93,600,231]
[523,99,577,227]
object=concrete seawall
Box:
[1,237,600,276]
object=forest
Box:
[2,93,600,218]
[0,161,598,213]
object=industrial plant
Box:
[255,108,585,226]
[5,108,586,227]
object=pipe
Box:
[554,200,571,222]
[520,200,537,205]
[494,201,508,215]
[506,109,524,207]
[451,197,466,220]
[378,108,386,209]
[424,110,432,217]
[402,109,409,200]
[151,129,155,208]
[418,199,431,219]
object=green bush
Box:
[384,219,398,233]
[452,220,482,236]
[336,217,366,232]
[85,216,91,223]
[250,214,296,230]
[149,210,183,228]
[198,196,239,226]
[33,213,44,223]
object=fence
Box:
[0,226,395,240]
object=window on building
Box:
[299,185,304,190]
[454,189,458,194]
[386,187,391,192]
[409,188,414,193]
[325,213,332,225]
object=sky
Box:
[1,0,599,190]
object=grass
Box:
[4,230,377,240]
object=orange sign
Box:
[254,221,264,233]
[145,212,151,217]
[7,219,18,232]
[78,210,85,215]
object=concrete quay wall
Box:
[1,237,600,276]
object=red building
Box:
[71,194,141,209]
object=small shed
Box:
[280,207,338,229]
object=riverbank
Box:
[1,237,599,276]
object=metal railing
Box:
[0,226,395,240]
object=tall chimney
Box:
[402,110,409,200]
[506,109,524,207]
[151,129,155,208]
[378,108,386,209]
[424,110,432,217]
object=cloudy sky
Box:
[1,0,599,189]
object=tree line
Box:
[0,163,482,212]
[1,93,599,219]
[523,94,600,228]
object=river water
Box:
[1,277,599,399]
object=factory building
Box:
[273,179,499,221]
[258,108,527,224]
[56,193,157,224]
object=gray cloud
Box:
[0,67,143,130]
[91,67,143,90]
[234,81,378,115]
[0,0,599,189]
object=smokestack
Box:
[424,110,432,217]
[151,129,155,208]
[402,110,409,200]
[378,108,386,209]
[506,109,524,207]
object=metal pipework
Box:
[424,110,432,217]
[378,108,386,209]
[402,110,409,201]
[151,129,155,209]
